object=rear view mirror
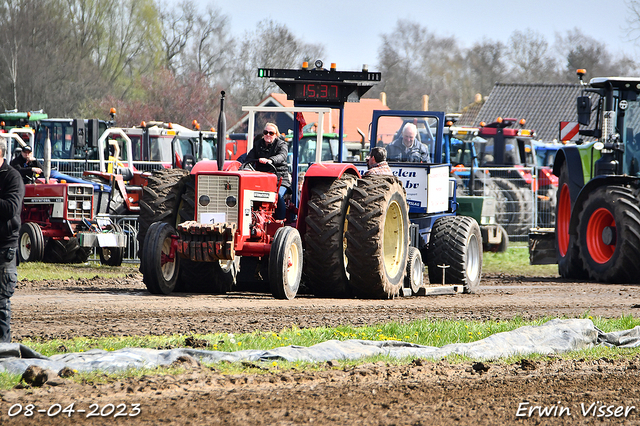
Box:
[577,96,591,126]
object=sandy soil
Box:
[2,270,640,425]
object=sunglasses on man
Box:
[263,130,276,136]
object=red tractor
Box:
[3,133,127,265]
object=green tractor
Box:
[530,70,640,283]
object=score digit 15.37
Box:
[295,83,341,102]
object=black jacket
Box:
[0,160,24,249]
[10,155,43,183]
[245,136,291,188]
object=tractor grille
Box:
[196,175,239,227]
[67,184,93,220]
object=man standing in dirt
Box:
[0,138,25,342]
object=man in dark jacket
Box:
[10,145,43,184]
[244,123,291,220]
[0,138,25,342]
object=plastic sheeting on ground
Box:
[1,319,639,376]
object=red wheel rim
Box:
[557,183,571,257]
[586,207,615,264]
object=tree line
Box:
[0,0,638,129]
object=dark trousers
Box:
[0,252,17,343]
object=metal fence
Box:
[89,215,140,263]
[456,166,556,242]
[49,159,166,178]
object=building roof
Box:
[472,83,586,142]
[229,93,389,143]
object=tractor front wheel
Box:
[577,185,640,283]
[98,223,125,267]
[269,227,303,300]
[18,223,45,263]
[405,246,424,295]
[142,222,180,294]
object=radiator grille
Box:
[196,175,239,226]
[67,185,93,220]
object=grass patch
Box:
[482,244,558,277]
[17,261,139,281]
[3,314,639,390]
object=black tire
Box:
[427,215,482,294]
[303,174,356,297]
[137,168,191,252]
[142,222,180,294]
[345,176,409,298]
[537,186,557,228]
[405,246,424,295]
[18,222,45,263]
[98,223,124,266]
[576,185,640,283]
[555,163,587,279]
[44,238,85,264]
[269,227,303,300]
[174,177,238,294]
[493,177,531,236]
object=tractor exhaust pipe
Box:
[44,130,51,184]
[217,91,226,171]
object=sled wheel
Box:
[269,227,303,300]
[304,174,356,297]
[142,222,180,295]
[577,185,640,283]
[98,223,124,266]
[18,223,45,263]
[427,216,482,293]
[345,176,409,298]
[405,246,424,295]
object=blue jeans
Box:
[276,185,289,220]
[0,253,17,343]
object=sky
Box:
[190,0,640,71]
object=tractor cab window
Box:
[621,98,640,176]
[374,115,439,164]
[201,136,216,160]
[287,133,348,173]
[149,136,173,162]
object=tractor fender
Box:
[296,163,361,237]
[553,146,584,205]
[569,175,640,234]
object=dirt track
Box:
[2,271,640,425]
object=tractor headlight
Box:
[82,200,91,210]
[199,195,210,206]
[226,196,237,208]
[68,200,77,210]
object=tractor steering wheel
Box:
[240,159,278,174]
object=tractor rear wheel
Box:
[405,246,424,295]
[555,164,587,279]
[304,174,356,297]
[427,215,482,293]
[18,223,45,263]
[98,223,125,267]
[345,176,409,298]
[142,222,180,294]
[44,238,85,264]
[269,226,303,300]
[576,185,640,283]
[137,168,190,253]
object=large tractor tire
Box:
[555,164,587,279]
[304,174,356,297]
[98,223,125,267]
[493,177,531,236]
[43,238,89,264]
[269,226,303,300]
[137,168,191,251]
[174,177,238,294]
[18,223,45,263]
[426,215,482,294]
[345,176,409,299]
[576,185,640,283]
[142,222,180,294]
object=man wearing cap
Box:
[10,145,43,183]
